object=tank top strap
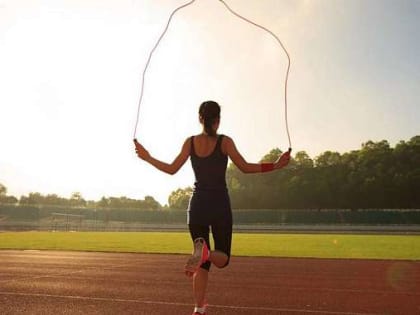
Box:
[190,136,195,155]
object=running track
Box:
[0,250,419,314]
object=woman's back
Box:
[190,134,228,192]
[192,134,224,157]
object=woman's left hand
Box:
[274,151,291,169]
[134,139,151,161]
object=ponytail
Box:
[204,116,217,137]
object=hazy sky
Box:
[1,0,419,204]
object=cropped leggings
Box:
[188,222,232,271]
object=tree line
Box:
[1,136,419,210]
[0,187,161,210]
[168,136,420,209]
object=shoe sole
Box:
[185,238,208,273]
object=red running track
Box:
[0,250,419,314]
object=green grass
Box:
[0,231,419,260]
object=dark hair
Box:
[199,101,220,137]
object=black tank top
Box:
[190,135,228,191]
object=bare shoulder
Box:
[184,136,193,144]
[221,135,234,145]
[221,135,234,154]
[181,137,192,154]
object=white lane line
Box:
[0,291,380,315]
[2,272,417,297]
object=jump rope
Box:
[133,0,292,153]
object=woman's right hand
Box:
[274,151,291,169]
[134,139,151,161]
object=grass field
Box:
[0,231,419,260]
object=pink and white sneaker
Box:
[185,238,210,274]
[192,303,208,315]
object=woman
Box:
[134,100,290,315]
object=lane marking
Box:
[2,265,419,297]
[0,291,380,315]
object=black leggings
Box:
[188,222,232,271]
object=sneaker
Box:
[185,238,210,273]
[192,303,208,315]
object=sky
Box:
[0,0,419,205]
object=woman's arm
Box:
[134,138,190,175]
[224,136,290,174]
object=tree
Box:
[260,148,282,162]
[70,192,86,207]
[144,196,161,210]
[0,184,18,205]
[393,136,420,207]
[294,151,314,168]
[315,151,341,167]
[98,197,109,209]
[0,183,7,196]
[0,183,7,204]
[225,136,420,209]
[1,195,18,204]
[45,194,63,206]
[168,187,193,210]
[20,192,43,205]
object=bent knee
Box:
[216,255,230,269]
[220,259,230,268]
